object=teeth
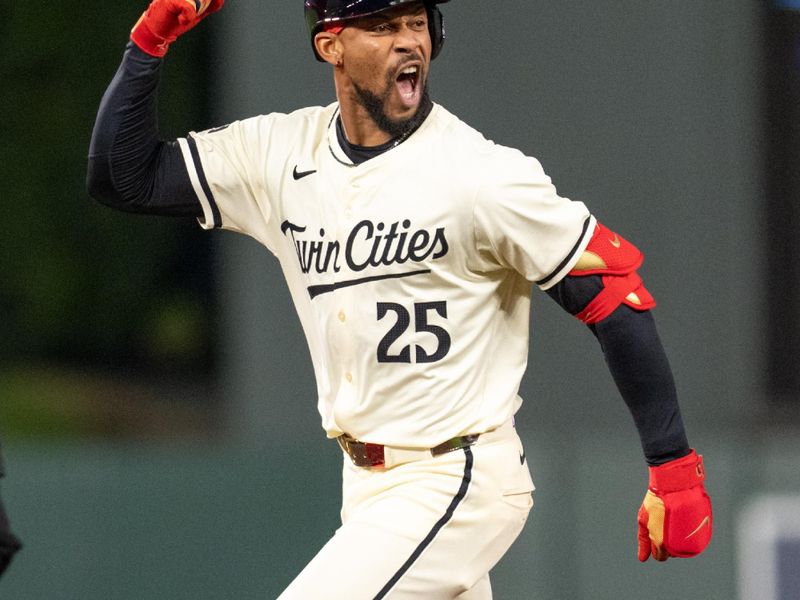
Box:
[402,66,418,74]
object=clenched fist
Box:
[637,449,712,562]
[131,0,225,57]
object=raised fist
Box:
[131,0,225,57]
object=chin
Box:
[354,79,432,140]
[391,104,420,121]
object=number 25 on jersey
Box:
[377,301,451,364]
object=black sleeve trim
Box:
[536,216,592,287]
[185,135,222,228]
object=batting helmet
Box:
[304,0,450,62]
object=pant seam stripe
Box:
[373,446,474,599]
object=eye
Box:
[371,22,393,33]
[411,17,428,30]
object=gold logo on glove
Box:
[685,516,710,539]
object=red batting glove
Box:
[131,0,224,58]
[637,449,712,562]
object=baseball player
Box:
[87,0,713,597]
[0,451,22,577]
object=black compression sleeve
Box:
[87,43,202,217]
[546,275,691,465]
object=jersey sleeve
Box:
[472,147,595,289]
[178,117,275,244]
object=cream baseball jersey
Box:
[178,103,595,447]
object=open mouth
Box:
[395,64,421,107]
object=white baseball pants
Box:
[278,421,534,599]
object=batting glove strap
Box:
[648,448,705,494]
[130,18,173,58]
[130,0,224,57]
[637,449,712,562]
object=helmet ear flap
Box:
[428,5,445,60]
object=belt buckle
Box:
[430,434,480,456]
[363,442,385,468]
[338,435,385,468]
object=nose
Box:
[393,23,426,54]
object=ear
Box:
[315,32,342,66]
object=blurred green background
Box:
[1,1,800,599]
[0,1,217,442]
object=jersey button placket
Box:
[337,193,354,244]
[339,285,357,387]
[339,179,361,387]
[340,304,354,386]
[344,171,363,219]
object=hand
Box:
[131,0,225,57]
[637,449,712,562]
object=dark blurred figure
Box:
[0,455,21,576]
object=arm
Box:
[546,222,712,562]
[86,0,223,215]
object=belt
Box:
[337,433,481,469]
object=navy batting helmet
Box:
[304,0,450,62]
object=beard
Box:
[353,76,432,142]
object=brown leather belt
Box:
[337,433,481,468]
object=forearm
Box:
[547,275,690,465]
[594,308,690,464]
[86,42,200,216]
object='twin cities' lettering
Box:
[280,219,449,274]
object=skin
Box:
[314,2,433,147]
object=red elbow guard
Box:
[569,223,656,324]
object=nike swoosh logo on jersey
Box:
[610,234,621,248]
[293,166,317,180]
